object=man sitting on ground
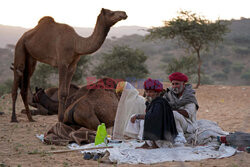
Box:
[130,78,178,149]
[163,72,199,144]
[113,81,146,139]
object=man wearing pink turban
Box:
[164,72,199,144]
[130,78,178,149]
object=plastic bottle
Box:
[94,123,107,146]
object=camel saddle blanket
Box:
[43,122,96,146]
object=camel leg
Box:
[11,72,21,122]
[58,65,69,122]
[11,38,27,122]
[20,57,37,122]
[65,65,77,104]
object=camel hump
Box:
[38,16,55,24]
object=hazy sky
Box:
[0,0,250,28]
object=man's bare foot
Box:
[136,143,152,149]
[136,141,159,149]
[151,141,159,148]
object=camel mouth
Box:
[122,14,128,20]
[119,12,127,20]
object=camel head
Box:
[33,87,45,103]
[99,8,127,27]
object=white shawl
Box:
[113,82,146,139]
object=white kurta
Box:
[112,82,146,139]
[173,102,197,134]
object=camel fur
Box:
[11,8,127,122]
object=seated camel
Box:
[22,84,79,115]
[33,78,119,130]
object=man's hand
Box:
[130,115,137,123]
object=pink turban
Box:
[144,78,163,92]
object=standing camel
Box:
[11,8,127,122]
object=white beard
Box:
[172,84,184,94]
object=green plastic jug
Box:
[94,123,107,145]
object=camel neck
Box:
[75,15,110,55]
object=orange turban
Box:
[116,81,126,94]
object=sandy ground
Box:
[0,84,250,167]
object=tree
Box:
[146,10,229,88]
[166,55,197,81]
[92,45,149,80]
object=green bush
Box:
[161,53,174,63]
[232,63,244,73]
[191,75,214,85]
[0,79,13,96]
[30,63,57,89]
[72,55,90,84]
[212,73,228,81]
[200,75,214,85]
[234,47,250,56]
[212,58,232,66]
[222,66,231,74]
[92,45,149,80]
[241,71,250,81]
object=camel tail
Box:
[38,16,55,24]
[13,38,29,89]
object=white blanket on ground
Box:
[36,134,236,164]
[37,118,235,164]
[68,140,236,164]
[186,119,229,145]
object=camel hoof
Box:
[29,119,36,122]
[21,109,27,114]
[11,118,18,123]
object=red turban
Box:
[169,72,188,82]
[144,78,163,92]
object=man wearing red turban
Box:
[130,78,178,149]
[164,72,199,144]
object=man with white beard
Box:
[163,72,199,144]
